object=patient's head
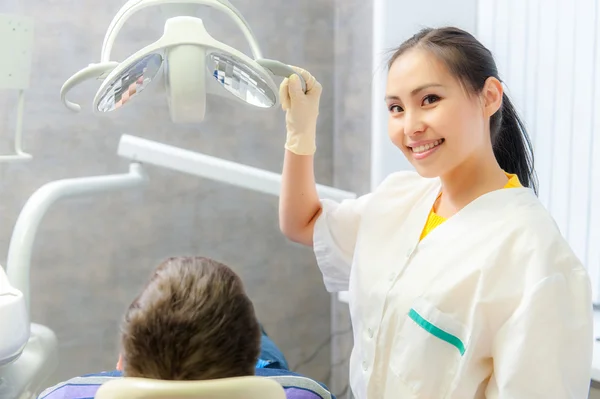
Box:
[119,256,261,380]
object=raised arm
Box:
[278,67,323,246]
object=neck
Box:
[436,149,508,217]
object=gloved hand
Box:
[279,66,322,155]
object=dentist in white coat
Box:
[278,26,593,399]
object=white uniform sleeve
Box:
[486,269,593,399]
[312,193,373,292]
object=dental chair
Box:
[0,133,351,399]
[95,376,286,399]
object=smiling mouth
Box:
[410,139,445,154]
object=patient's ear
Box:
[116,354,123,371]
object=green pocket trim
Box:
[408,308,466,356]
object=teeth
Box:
[412,139,443,154]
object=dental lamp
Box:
[60,0,306,123]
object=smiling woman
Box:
[384,28,536,201]
[278,26,593,399]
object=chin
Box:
[398,147,443,179]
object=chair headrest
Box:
[94,376,287,399]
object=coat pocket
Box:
[389,297,470,398]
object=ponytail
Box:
[491,94,538,194]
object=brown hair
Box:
[119,256,261,380]
[388,26,537,194]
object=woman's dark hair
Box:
[389,26,538,193]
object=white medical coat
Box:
[313,171,593,399]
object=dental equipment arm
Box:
[118,135,352,201]
[117,135,354,304]
[1,164,147,399]
[0,90,33,162]
[6,163,148,312]
[60,62,119,112]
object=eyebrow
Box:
[384,83,444,101]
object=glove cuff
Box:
[285,130,316,155]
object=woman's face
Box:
[385,48,498,179]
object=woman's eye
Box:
[389,105,403,113]
[423,94,440,105]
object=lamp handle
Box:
[256,59,307,93]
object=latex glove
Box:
[279,66,322,155]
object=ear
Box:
[481,76,503,117]
[116,354,123,371]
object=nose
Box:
[404,109,426,137]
